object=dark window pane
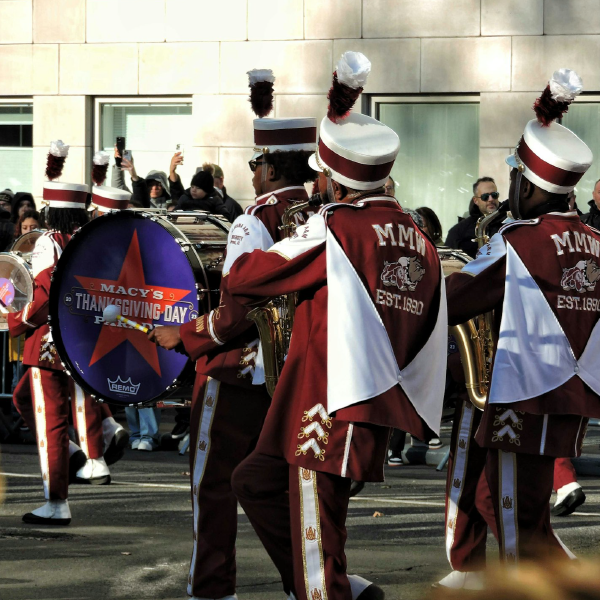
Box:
[22,125,32,147]
[0,125,20,147]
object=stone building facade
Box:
[0,0,599,224]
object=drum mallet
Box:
[103,304,153,333]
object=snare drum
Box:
[0,252,34,331]
[49,210,229,406]
[10,230,44,263]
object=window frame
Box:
[93,96,193,154]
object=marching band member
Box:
[224,53,447,600]
[443,68,600,579]
[151,70,321,600]
[8,141,92,524]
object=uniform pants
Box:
[187,375,271,599]
[445,400,497,571]
[486,450,574,562]
[13,368,70,500]
[232,451,353,600]
[554,457,578,492]
[70,383,104,460]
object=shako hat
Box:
[247,68,317,159]
[91,185,131,213]
[507,68,593,194]
[42,140,88,208]
[308,51,400,190]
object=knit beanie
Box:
[191,170,214,193]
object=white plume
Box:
[549,68,583,103]
[336,51,371,89]
[247,69,275,85]
[93,150,110,166]
[49,140,69,158]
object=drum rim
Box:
[48,210,212,406]
[0,250,34,316]
[10,229,45,253]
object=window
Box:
[0,102,33,193]
[372,96,480,241]
[95,99,194,190]
[561,98,600,210]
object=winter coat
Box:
[174,187,230,219]
[11,192,36,223]
[215,187,243,223]
[582,200,600,230]
[111,167,172,209]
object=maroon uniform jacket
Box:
[446,212,600,457]
[226,197,446,481]
[179,186,311,387]
[7,231,71,370]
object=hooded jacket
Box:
[11,192,36,223]
[215,186,243,223]
[111,167,172,209]
[582,199,600,230]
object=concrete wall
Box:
[1,0,599,204]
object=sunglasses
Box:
[476,192,500,201]
[248,160,264,173]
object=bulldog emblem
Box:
[561,259,600,293]
[381,256,425,292]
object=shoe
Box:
[68,449,88,483]
[23,500,71,526]
[552,485,586,517]
[74,457,111,485]
[130,439,141,450]
[349,480,365,498]
[410,437,428,448]
[104,427,129,465]
[432,570,484,590]
[428,437,443,449]
[349,574,385,600]
[137,440,155,452]
[387,454,403,466]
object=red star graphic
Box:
[75,230,191,376]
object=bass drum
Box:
[49,211,229,407]
[0,252,34,331]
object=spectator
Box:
[445,176,501,258]
[582,178,600,229]
[172,169,230,218]
[14,209,41,239]
[0,188,14,213]
[417,206,444,246]
[111,149,173,209]
[0,192,14,251]
[125,406,161,452]
[11,192,36,223]
[203,163,243,222]
[384,176,395,197]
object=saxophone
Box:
[247,196,322,397]
[448,205,506,410]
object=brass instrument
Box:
[447,208,503,410]
[247,196,322,396]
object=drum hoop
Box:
[48,210,219,406]
[10,229,45,253]
[0,251,34,315]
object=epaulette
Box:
[245,195,279,216]
[499,217,540,235]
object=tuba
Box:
[446,205,506,410]
[247,196,322,397]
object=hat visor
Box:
[251,151,263,160]
[505,154,518,169]
[308,153,322,173]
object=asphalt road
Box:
[1,424,600,600]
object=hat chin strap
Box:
[326,176,336,204]
[513,169,523,220]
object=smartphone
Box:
[176,143,185,158]
[115,136,126,168]
[123,149,132,163]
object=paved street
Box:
[1,423,600,600]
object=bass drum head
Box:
[49,211,206,406]
[11,230,44,260]
[0,252,34,330]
